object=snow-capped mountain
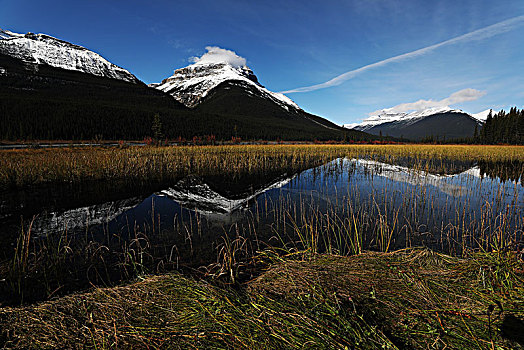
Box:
[0,28,138,83]
[0,32,358,141]
[150,61,300,111]
[343,106,482,140]
[0,28,191,141]
[344,106,464,131]
[147,59,349,136]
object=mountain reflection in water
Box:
[1,157,522,259]
[1,156,523,304]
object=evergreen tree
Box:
[479,107,523,144]
[152,113,164,141]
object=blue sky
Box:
[1,0,523,125]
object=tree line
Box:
[416,107,523,145]
[476,107,523,144]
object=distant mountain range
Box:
[0,28,369,142]
[344,107,494,140]
[1,28,501,142]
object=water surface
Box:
[1,157,522,262]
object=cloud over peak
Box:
[370,88,486,115]
[190,46,246,68]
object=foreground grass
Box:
[1,144,523,189]
[1,248,523,349]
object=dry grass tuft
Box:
[250,248,524,349]
[1,248,523,349]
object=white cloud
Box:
[190,46,246,68]
[369,88,486,115]
[281,15,524,94]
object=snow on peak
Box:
[342,122,360,129]
[408,106,461,118]
[471,109,494,122]
[0,28,139,83]
[151,59,300,110]
[0,28,22,39]
[345,106,463,131]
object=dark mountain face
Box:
[1,29,374,142]
[363,112,480,140]
[197,80,340,127]
[0,53,369,141]
[0,53,192,140]
[149,61,375,141]
[0,54,356,141]
[193,80,366,141]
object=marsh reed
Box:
[1,144,523,188]
[1,144,523,304]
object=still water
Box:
[1,157,522,263]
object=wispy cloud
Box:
[281,15,524,94]
[369,88,486,115]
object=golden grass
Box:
[1,144,523,189]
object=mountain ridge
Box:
[343,106,491,140]
[149,60,352,134]
[0,28,368,141]
[0,28,139,83]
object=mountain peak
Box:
[150,61,299,110]
[0,28,139,83]
[169,62,262,87]
[346,106,464,131]
[343,106,483,140]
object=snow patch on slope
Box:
[471,109,494,122]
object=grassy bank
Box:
[1,144,523,189]
[1,248,523,349]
